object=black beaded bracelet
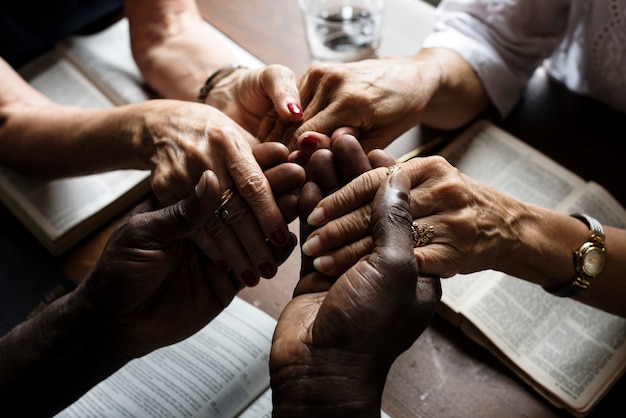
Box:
[197,64,247,103]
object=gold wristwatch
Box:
[546,213,606,297]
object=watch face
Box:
[582,246,605,276]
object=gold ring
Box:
[411,221,434,247]
[387,164,401,175]
[214,188,235,219]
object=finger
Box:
[217,191,280,282]
[331,133,374,182]
[275,192,300,223]
[370,171,414,258]
[307,149,340,192]
[264,163,306,196]
[311,235,373,277]
[260,65,303,122]
[252,141,290,169]
[367,149,396,168]
[123,170,221,248]
[331,127,360,140]
[222,133,290,246]
[298,181,324,280]
[302,204,372,258]
[307,166,388,227]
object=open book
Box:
[54,296,392,418]
[436,120,626,417]
[1,19,154,256]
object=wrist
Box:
[271,352,386,418]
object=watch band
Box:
[544,213,605,297]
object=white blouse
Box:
[422,0,626,116]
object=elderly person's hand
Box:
[127,0,304,138]
[128,100,304,286]
[301,155,510,279]
[270,166,441,417]
[263,56,440,152]
[0,170,297,415]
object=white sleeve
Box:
[422,0,572,117]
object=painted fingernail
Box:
[302,235,321,256]
[241,270,260,287]
[217,259,230,273]
[300,135,318,153]
[259,261,277,279]
[313,255,335,272]
[271,229,288,246]
[287,102,302,115]
[307,207,325,226]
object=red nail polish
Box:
[259,261,277,279]
[287,102,302,115]
[241,270,260,287]
[301,135,318,153]
[271,229,288,245]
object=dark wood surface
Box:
[2,0,622,417]
[198,1,625,417]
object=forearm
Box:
[125,0,237,101]
[487,194,626,317]
[414,48,493,130]
[0,102,146,179]
[0,291,128,415]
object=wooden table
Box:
[197,1,626,417]
[4,0,620,417]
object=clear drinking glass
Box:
[298,0,387,63]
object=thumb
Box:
[370,170,416,271]
[130,170,222,247]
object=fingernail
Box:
[259,261,277,279]
[313,255,335,272]
[271,229,288,246]
[307,207,325,226]
[388,171,403,188]
[287,102,302,115]
[241,270,260,287]
[300,135,318,153]
[217,259,230,273]
[195,174,207,197]
[302,235,321,256]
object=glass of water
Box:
[298,0,387,63]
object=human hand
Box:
[263,57,440,152]
[74,170,296,359]
[302,155,517,279]
[270,169,441,417]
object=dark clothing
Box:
[0,0,123,67]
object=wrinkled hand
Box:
[302,155,514,278]
[263,57,439,152]
[75,170,296,359]
[203,65,303,139]
[131,99,304,285]
[270,168,441,417]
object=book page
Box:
[57,17,265,107]
[438,120,587,313]
[439,121,626,414]
[460,273,626,414]
[56,297,277,418]
[56,18,155,105]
